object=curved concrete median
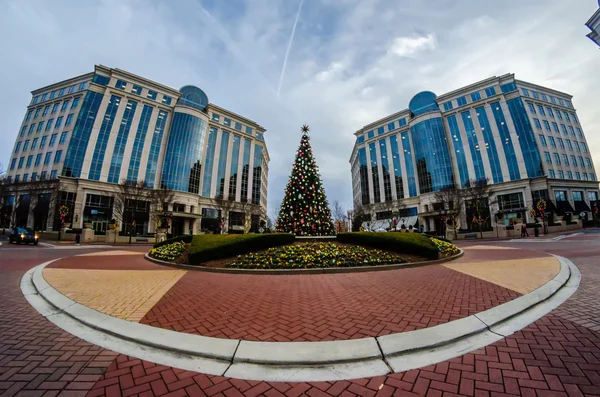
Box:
[22,255,580,382]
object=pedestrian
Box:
[522,223,529,237]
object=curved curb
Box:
[143,249,464,274]
[22,254,579,382]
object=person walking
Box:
[522,223,529,237]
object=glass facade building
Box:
[5,65,269,235]
[350,73,598,232]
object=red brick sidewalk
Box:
[86,314,600,397]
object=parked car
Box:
[8,227,39,245]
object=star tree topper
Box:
[301,124,310,134]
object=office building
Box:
[3,65,269,238]
[350,74,599,235]
[586,1,600,47]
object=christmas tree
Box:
[276,124,335,236]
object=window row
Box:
[14,132,69,155]
[7,170,58,183]
[543,151,593,168]
[114,79,172,105]
[20,114,74,138]
[32,82,88,105]
[443,87,498,111]
[521,88,573,109]
[527,103,578,124]
[537,135,588,152]
[26,99,80,122]
[548,170,595,181]
[210,113,255,135]
[10,150,64,171]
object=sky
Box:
[1,0,599,218]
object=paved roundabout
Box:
[4,234,600,396]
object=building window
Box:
[563,154,569,165]
[498,192,525,211]
[51,103,59,114]
[40,136,47,148]
[65,114,74,126]
[586,158,592,168]
[23,174,29,182]
[45,119,54,131]
[537,105,545,115]
[26,155,32,168]
[59,131,68,144]
[548,170,555,178]
[571,155,577,165]
[548,136,555,147]
[470,92,481,102]
[23,140,30,151]
[557,138,564,149]
[61,100,70,111]
[116,79,127,90]
[26,110,33,120]
[567,171,573,179]
[560,124,567,135]
[40,171,47,180]
[546,107,554,117]
[147,90,157,100]
[574,141,581,152]
[558,170,564,179]
[68,85,76,93]
[443,102,453,111]
[485,87,496,97]
[588,191,598,201]
[10,158,16,170]
[521,88,530,97]
[34,154,41,166]
[71,97,80,109]
[28,124,35,135]
[44,152,52,165]
[234,122,242,131]
[387,121,395,131]
[356,135,365,144]
[43,106,50,116]
[538,135,547,146]
[563,111,570,122]
[531,91,539,99]
[578,156,585,168]
[245,126,253,135]
[584,173,589,181]
[553,153,560,164]
[54,150,62,163]
[31,172,38,181]
[566,140,573,150]
[533,118,542,129]
[18,157,24,168]
[398,118,407,126]
[500,82,517,93]
[377,126,384,136]
[528,103,536,113]
[34,108,42,118]
[543,120,550,131]
[576,128,583,138]
[223,117,231,127]
[456,96,467,106]
[49,91,56,99]
[49,133,58,147]
[556,110,562,120]
[551,122,559,133]
[50,170,57,179]
[367,130,374,139]
[37,122,45,133]
[161,95,172,105]
[58,88,65,97]
[55,116,63,129]
[369,142,381,202]
[568,126,575,136]
[576,172,581,180]
[14,141,21,153]
[555,190,567,201]
[570,112,578,124]
[92,75,110,86]
[211,113,220,122]
[544,151,551,164]
[131,84,143,95]
[31,137,38,150]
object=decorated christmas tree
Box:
[276,124,335,236]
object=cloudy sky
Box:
[1,0,599,215]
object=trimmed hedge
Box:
[153,234,193,248]
[336,232,439,259]
[188,233,295,265]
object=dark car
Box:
[9,227,39,245]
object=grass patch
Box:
[227,242,405,269]
[187,233,295,265]
[336,232,440,259]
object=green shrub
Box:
[187,233,295,265]
[336,232,439,259]
[153,234,193,248]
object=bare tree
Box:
[465,178,493,239]
[149,187,176,230]
[237,198,263,233]
[351,205,370,231]
[270,204,281,231]
[209,194,237,233]
[112,180,152,243]
[433,183,464,239]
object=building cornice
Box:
[515,79,573,99]
[31,72,95,95]
[206,104,265,132]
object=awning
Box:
[574,200,591,213]
[556,200,575,215]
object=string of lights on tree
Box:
[276,124,335,236]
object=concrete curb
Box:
[22,254,579,382]
[143,249,464,275]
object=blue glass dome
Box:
[408,91,439,116]
[177,85,209,111]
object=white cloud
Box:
[388,33,436,57]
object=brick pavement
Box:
[140,264,520,341]
[43,269,186,322]
[86,314,600,397]
[0,248,118,397]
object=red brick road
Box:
[0,247,118,397]
[87,314,600,397]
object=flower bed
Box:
[431,238,460,257]
[227,242,405,269]
[149,241,186,262]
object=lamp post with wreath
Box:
[533,199,548,235]
[57,205,69,241]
